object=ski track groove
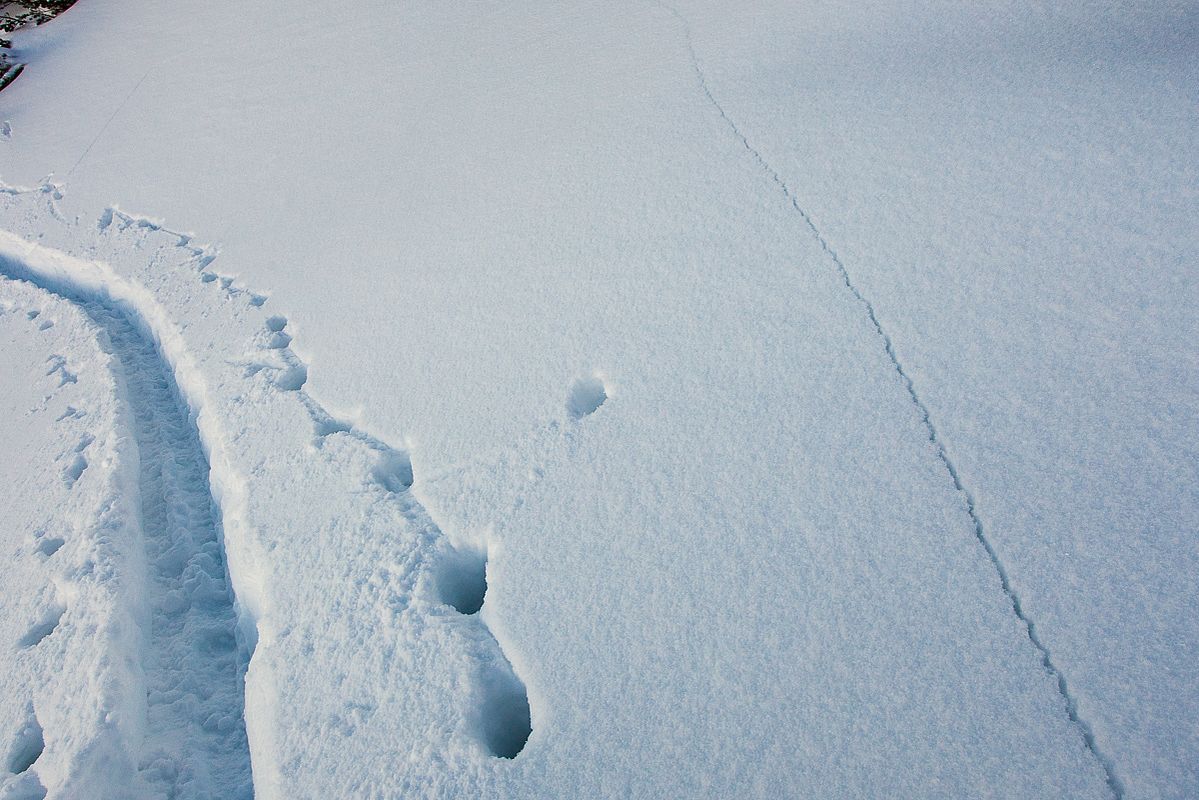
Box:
[0,264,254,799]
[655,3,1122,797]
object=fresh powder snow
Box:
[0,1,1194,799]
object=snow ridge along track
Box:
[0,262,254,797]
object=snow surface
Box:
[0,274,143,799]
[0,0,1196,798]
[0,249,253,798]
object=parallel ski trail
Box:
[0,264,254,798]
[89,301,252,799]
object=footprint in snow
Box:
[33,535,65,558]
[6,705,45,775]
[567,374,608,420]
[17,604,65,649]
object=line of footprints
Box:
[7,306,93,793]
[193,241,610,761]
[248,305,608,760]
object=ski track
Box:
[0,266,255,798]
[2,198,532,775]
[91,300,253,798]
[656,3,1122,797]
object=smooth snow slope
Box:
[0,0,1195,797]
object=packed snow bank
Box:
[0,275,142,798]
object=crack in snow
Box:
[655,3,1123,796]
[67,66,153,178]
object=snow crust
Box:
[0,0,1194,797]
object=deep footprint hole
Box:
[18,605,65,649]
[34,537,65,558]
[265,316,291,348]
[274,363,308,392]
[436,547,487,615]
[267,331,292,349]
[61,454,87,486]
[7,709,44,774]
[567,375,607,419]
[370,450,413,493]
[478,667,532,759]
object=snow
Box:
[0,0,1195,798]
[667,4,1199,796]
[0,275,142,798]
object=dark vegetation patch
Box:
[1,2,78,92]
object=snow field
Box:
[0,172,1114,797]
[0,0,1194,795]
[667,3,1199,796]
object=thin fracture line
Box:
[67,66,151,177]
[655,3,1121,796]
